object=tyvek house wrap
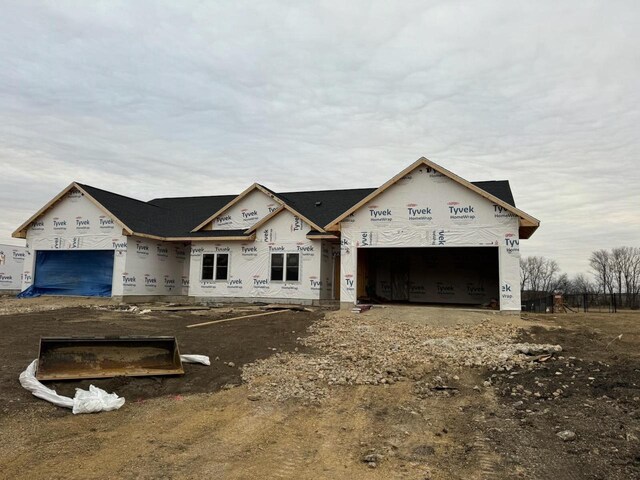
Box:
[339,166,521,310]
[21,188,128,293]
[207,188,280,230]
[189,210,332,300]
[20,187,189,297]
[0,244,27,290]
[119,236,190,296]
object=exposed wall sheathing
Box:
[22,188,127,293]
[21,188,189,297]
[339,166,521,310]
[0,244,27,291]
[189,210,324,301]
[207,189,280,230]
[119,237,190,296]
[318,239,339,300]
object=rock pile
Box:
[242,311,561,402]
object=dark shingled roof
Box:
[276,188,377,229]
[471,181,516,208]
[76,180,516,238]
[148,194,237,236]
[77,183,166,235]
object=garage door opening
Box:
[356,247,499,307]
[19,250,115,298]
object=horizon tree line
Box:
[520,246,640,309]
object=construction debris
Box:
[242,311,562,402]
[149,306,211,312]
[19,353,210,414]
[351,304,372,314]
[187,309,291,328]
[556,430,577,442]
[261,304,313,312]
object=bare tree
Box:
[611,247,626,306]
[630,248,640,308]
[592,247,640,309]
[616,246,640,308]
[614,247,640,308]
[554,273,570,293]
[568,273,596,294]
[520,256,561,296]
[590,249,615,301]
[520,257,530,293]
[521,249,640,309]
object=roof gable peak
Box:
[191,183,284,232]
[12,182,133,239]
[324,157,540,238]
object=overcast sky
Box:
[1,1,638,276]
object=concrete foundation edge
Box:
[115,295,337,307]
[0,290,21,296]
[186,296,334,306]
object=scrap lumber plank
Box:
[186,309,291,328]
[261,303,312,312]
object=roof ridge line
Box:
[77,183,166,211]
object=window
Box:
[286,253,299,281]
[270,253,284,281]
[202,254,215,280]
[270,253,300,282]
[215,253,228,280]
[201,253,229,281]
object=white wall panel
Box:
[190,210,323,301]
[119,237,190,296]
[21,188,190,297]
[339,165,521,310]
[0,244,27,290]
[207,189,280,230]
[23,188,127,292]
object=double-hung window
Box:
[201,253,229,281]
[270,253,300,282]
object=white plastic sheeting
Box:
[19,354,210,414]
[72,385,126,414]
[0,244,27,290]
[19,359,123,414]
[339,165,522,310]
[180,354,211,365]
[190,210,333,301]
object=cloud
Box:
[0,1,639,275]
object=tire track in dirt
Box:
[472,431,501,479]
[258,412,313,479]
[270,439,307,479]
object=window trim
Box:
[201,252,230,281]
[270,252,301,283]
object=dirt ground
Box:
[0,298,638,479]
[0,302,321,409]
[488,311,640,479]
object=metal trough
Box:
[36,336,184,381]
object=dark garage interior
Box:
[356,246,499,306]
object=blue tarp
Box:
[18,250,114,298]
